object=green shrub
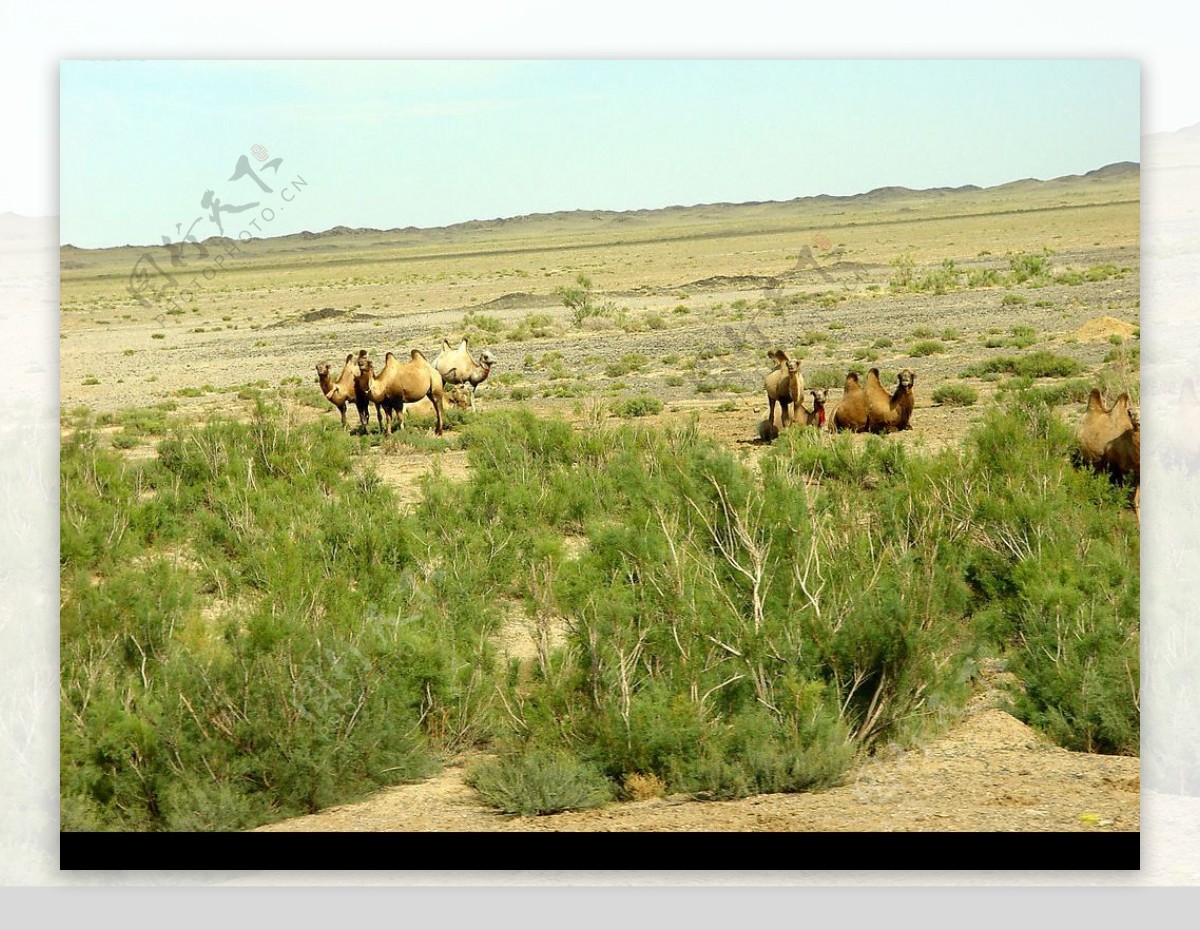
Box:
[60,408,487,831]
[805,366,847,390]
[1013,379,1093,407]
[1000,292,1026,307]
[605,353,649,378]
[611,396,663,419]
[961,351,1082,379]
[967,268,1002,287]
[931,384,978,406]
[1008,325,1037,349]
[909,340,945,357]
[1008,250,1053,283]
[467,751,613,816]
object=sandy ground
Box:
[253,666,1139,833]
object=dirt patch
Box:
[372,449,469,509]
[1075,315,1139,341]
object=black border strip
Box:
[62,830,1139,872]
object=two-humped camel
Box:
[830,368,915,433]
[763,349,805,429]
[434,337,495,411]
[327,350,451,435]
[1076,388,1140,521]
[317,351,371,430]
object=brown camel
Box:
[316,354,362,430]
[358,350,450,436]
[763,349,805,429]
[830,371,868,432]
[1075,389,1140,520]
[865,368,916,433]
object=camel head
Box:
[810,388,827,426]
[769,349,798,375]
[316,362,331,382]
[896,369,916,392]
[479,349,497,369]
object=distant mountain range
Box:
[52,161,1141,253]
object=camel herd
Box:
[312,337,1139,520]
[760,347,1140,522]
[760,349,915,436]
[316,336,494,436]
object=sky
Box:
[57,59,1141,248]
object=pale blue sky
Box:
[59,60,1140,248]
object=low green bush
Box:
[611,396,663,419]
[467,751,613,815]
[931,384,978,406]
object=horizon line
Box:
[47,158,1142,252]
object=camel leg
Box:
[339,405,347,430]
[768,398,777,429]
[374,403,383,433]
[431,390,444,436]
[780,400,791,428]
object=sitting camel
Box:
[830,371,868,432]
[800,388,828,429]
[865,368,916,433]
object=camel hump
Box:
[344,353,354,363]
[768,348,786,363]
[411,349,428,362]
[385,351,396,361]
[1087,389,1105,412]
[442,339,452,352]
[460,336,470,348]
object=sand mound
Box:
[1074,316,1138,341]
